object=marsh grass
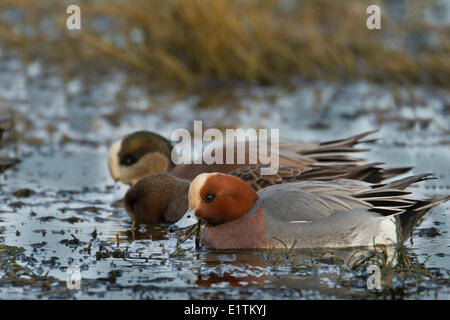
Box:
[320,241,435,298]
[0,0,449,89]
[346,220,436,297]
[263,230,438,298]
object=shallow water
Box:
[0,53,449,299]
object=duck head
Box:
[108,131,175,185]
[170,173,259,232]
[124,173,189,223]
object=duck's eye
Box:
[121,156,136,166]
[204,193,216,203]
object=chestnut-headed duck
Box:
[169,172,449,249]
[108,130,380,185]
[124,163,409,223]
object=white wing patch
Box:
[289,221,312,224]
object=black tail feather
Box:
[397,196,450,242]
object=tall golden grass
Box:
[0,0,449,87]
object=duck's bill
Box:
[172,209,198,229]
[170,209,199,242]
[178,223,199,243]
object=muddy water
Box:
[0,55,449,299]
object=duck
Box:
[108,130,381,185]
[124,163,410,223]
[169,172,449,249]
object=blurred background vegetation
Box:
[0,0,449,90]
[0,0,449,301]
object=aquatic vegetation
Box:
[344,245,437,299]
[263,241,442,299]
[0,244,68,296]
[0,0,448,301]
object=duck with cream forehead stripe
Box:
[108,130,385,185]
[109,131,175,186]
[170,173,450,249]
[124,163,411,224]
